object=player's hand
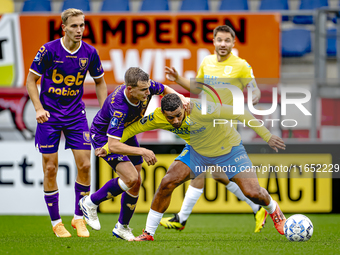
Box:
[179,96,190,115]
[141,148,157,166]
[252,94,260,105]
[36,109,50,123]
[268,135,286,152]
[165,66,178,82]
[95,147,107,157]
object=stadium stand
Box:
[180,0,209,11]
[219,0,249,11]
[293,0,329,24]
[0,0,14,14]
[281,28,312,57]
[327,28,337,56]
[22,0,51,12]
[61,0,91,12]
[259,0,289,21]
[140,0,169,11]
[101,0,130,12]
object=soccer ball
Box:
[284,214,313,241]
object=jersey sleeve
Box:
[88,49,104,79]
[149,80,165,95]
[196,58,206,79]
[120,108,164,143]
[218,105,272,142]
[106,105,127,140]
[29,45,52,76]
[239,60,256,89]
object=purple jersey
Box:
[29,38,104,122]
[90,80,164,148]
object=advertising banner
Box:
[19,13,280,86]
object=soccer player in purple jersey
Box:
[79,67,188,240]
[26,9,107,238]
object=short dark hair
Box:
[161,94,183,112]
[213,25,235,39]
[124,67,149,87]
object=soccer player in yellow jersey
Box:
[99,94,285,241]
[163,25,264,232]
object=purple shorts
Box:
[91,134,143,170]
[35,115,91,153]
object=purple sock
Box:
[44,191,60,221]
[75,182,90,216]
[90,178,124,205]
[118,192,139,225]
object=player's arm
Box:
[165,66,202,94]
[162,85,190,111]
[99,111,162,157]
[107,137,156,166]
[93,76,107,108]
[26,71,50,123]
[247,79,261,105]
[219,105,285,152]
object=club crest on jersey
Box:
[79,58,88,69]
[224,66,233,76]
[83,132,91,142]
[110,117,119,128]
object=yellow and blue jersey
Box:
[196,53,257,105]
[121,99,271,157]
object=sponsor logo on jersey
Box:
[185,116,195,126]
[113,110,123,118]
[79,58,88,70]
[110,117,119,128]
[83,132,91,142]
[235,154,248,162]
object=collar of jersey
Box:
[124,89,140,107]
[60,38,82,55]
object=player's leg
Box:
[71,149,91,237]
[80,159,138,230]
[64,117,92,237]
[212,171,267,232]
[37,122,71,237]
[232,168,286,235]
[113,159,142,241]
[160,176,204,230]
[133,160,192,241]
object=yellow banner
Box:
[98,154,332,213]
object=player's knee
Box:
[44,164,57,178]
[159,174,178,192]
[125,175,139,188]
[77,161,91,173]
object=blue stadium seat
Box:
[219,0,248,11]
[101,0,129,12]
[180,0,209,11]
[259,0,289,21]
[22,0,51,12]
[282,29,312,57]
[62,0,91,12]
[327,28,337,56]
[293,0,328,24]
[140,0,169,11]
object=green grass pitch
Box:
[1,214,340,255]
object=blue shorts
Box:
[35,115,91,153]
[175,142,252,179]
[92,135,143,171]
